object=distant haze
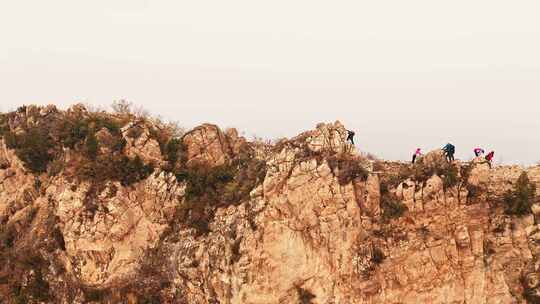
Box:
[1,1,539,165]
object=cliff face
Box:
[1,105,540,304]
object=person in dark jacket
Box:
[346,130,355,145]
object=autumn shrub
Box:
[46,158,64,176]
[381,193,408,221]
[504,172,537,216]
[83,288,110,302]
[126,124,145,139]
[0,225,17,248]
[89,115,121,135]
[371,247,385,264]
[140,295,162,304]
[381,165,413,190]
[328,154,369,185]
[117,155,155,186]
[79,155,154,186]
[59,113,122,145]
[180,163,236,202]
[175,149,266,205]
[148,126,171,154]
[222,156,267,203]
[164,138,185,167]
[111,99,133,116]
[380,177,408,221]
[3,130,17,150]
[0,216,55,304]
[5,128,55,173]
[170,149,266,235]
[522,275,540,304]
[411,158,437,185]
[85,132,99,160]
[110,136,127,153]
[358,245,387,279]
[466,184,482,200]
[14,268,51,303]
[483,239,495,256]
[51,227,65,251]
[411,158,460,190]
[0,114,8,137]
[58,119,89,149]
[297,287,316,304]
[441,164,460,190]
[55,113,154,185]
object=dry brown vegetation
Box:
[380,182,408,221]
[327,153,369,185]
[0,105,160,186]
[170,146,267,235]
[504,172,537,216]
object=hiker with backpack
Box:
[346,130,355,145]
[474,147,485,157]
[412,148,422,164]
[442,143,455,162]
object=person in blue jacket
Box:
[442,143,455,162]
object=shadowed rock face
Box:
[1,105,540,304]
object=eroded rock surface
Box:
[0,106,540,303]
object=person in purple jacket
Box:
[474,147,485,157]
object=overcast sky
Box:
[1,1,539,165]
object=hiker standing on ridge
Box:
[346,130,355,145]
[412,148,422,164]
[474,147,485,157]
[442,143,455,162]
[485,151,495,168]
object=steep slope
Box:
[0,105,539,303]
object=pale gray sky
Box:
[1,1,539,164]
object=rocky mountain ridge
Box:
[0,104,539,303]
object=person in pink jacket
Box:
[412,148,422,164]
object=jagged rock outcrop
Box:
[0,105,540,303]
[182,124,235,167]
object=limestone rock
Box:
[182,123,233,167]
[468,161,490,187]
[1,107,540,303]
[421,149,447,168]
[122,122,163,164]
